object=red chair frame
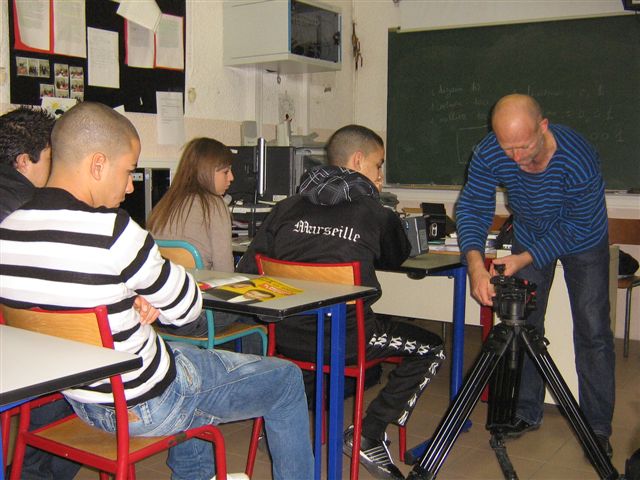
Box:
[245,255,405,480]
[1,305,228,480]
[1,394,63,471]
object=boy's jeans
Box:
[69,343,314,480]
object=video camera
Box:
[490,265,537,322]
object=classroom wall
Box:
[350,0,640,341]
[1,0,638,341]
[0,0,356,164]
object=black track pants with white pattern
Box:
[362,317,445,440]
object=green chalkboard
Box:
[386,15,640,190]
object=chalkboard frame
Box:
[386,14,640,191]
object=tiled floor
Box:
[17,320,640,479]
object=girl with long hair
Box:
[148,137,236,272]
[148,138,262,352]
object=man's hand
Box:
[133,296,160,325]
[466,250,495,306]
[491,252,533,277]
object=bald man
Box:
[0,102,313,480]
[456,94,614,456]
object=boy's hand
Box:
[133,296,160,325]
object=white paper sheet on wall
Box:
[14,0,50,51]
[53,0,86,58]
[41,96,78,117]
[155,14,184,70]
[87,27,120,89]
[116,0,162,32]
[156,91,185,146]
[125,20,155,68]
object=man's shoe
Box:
[501,418,540,439]
[596,435,613,459]
[343,425,405,480]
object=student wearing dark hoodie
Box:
[0,106,55,223]
[237,124,445,480]
[0,106,83,480]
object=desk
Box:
[232,241,469,400]
[376,253,467,400]
[0,325,142,479]
[0,326,142,408]
[190,269,378,480]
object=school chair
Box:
[608,218,640,358]
[0,304,229,480]
[155,239,267,354]
[246,254,406,480]
[619,275,640,357]
[1,394,63,472]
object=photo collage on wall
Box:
[16,56,84,102]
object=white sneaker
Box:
[211,473,249,480]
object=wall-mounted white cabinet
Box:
[223,0,342,74]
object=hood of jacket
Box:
[298,165,379,206]
[0,164,36,223]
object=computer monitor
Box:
[227,146,296,203]
[227,146,329,203]
[292,147,327,193]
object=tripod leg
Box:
[407,324,515,480]
[519,326,619,480]
[487,332,524,433]
[490,434,519,480]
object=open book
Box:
[198,275,302,304]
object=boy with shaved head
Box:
[0,101,313,480]
[238,124,445,480]
[456,94,615,456]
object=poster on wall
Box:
[13,0,87,57]
[87,27,120,89]
[13,0,51,52]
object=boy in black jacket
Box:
[238,124,444,480]
[0,108,82,480]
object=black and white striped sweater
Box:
[0,188,202,405]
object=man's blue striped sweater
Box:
[456,124,608,269]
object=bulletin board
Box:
[8,0,185,114]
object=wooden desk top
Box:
[0,325,141,407]
[190,269,378,321]
[398,252,463,274]
[231,238,466,276]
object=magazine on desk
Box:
[198,275,302,304]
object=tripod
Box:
[407,270,620,480]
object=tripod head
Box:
[491,264,537,322]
